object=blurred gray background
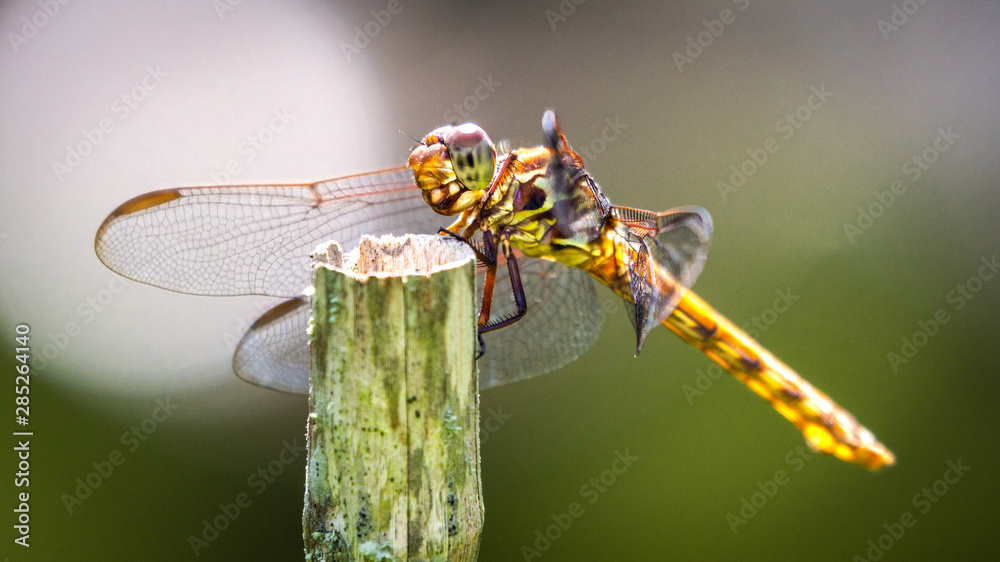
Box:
[1,0,998,560]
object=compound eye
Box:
[444,123,496,192]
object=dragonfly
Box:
[95,110,894,471]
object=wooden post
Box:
[303,234,483,561]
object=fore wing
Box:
[95,167,444,297]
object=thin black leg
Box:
[479,232,527,334]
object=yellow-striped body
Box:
[409,116,894,471]
[576,216,894,470]
[664,290,894,470]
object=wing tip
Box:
[109,188,183,219]
[665,205,713,239]
[232,296,311,395]
[94,188,184,257]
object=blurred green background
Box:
[2,0,999,560]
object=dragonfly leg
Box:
[437,226,500,327]
[475,231,501,358]
[439,227,501,358]
[438,227,493,265]
[480,231,527,335]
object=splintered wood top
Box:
[312,234,473,278]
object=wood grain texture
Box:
[304,235,482,561]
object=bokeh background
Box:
[2,0,999,560]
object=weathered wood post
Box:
[304,234,483,561]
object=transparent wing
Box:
[613,205,713,352]
[478,257,603,389]
[644,205,713,289]
[614,205,713,289]
[232,258,603,394]
[95,167,446,297]
[233,296,311,394]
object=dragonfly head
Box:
[409,123,497,215]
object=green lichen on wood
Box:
[304,235,483,561]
